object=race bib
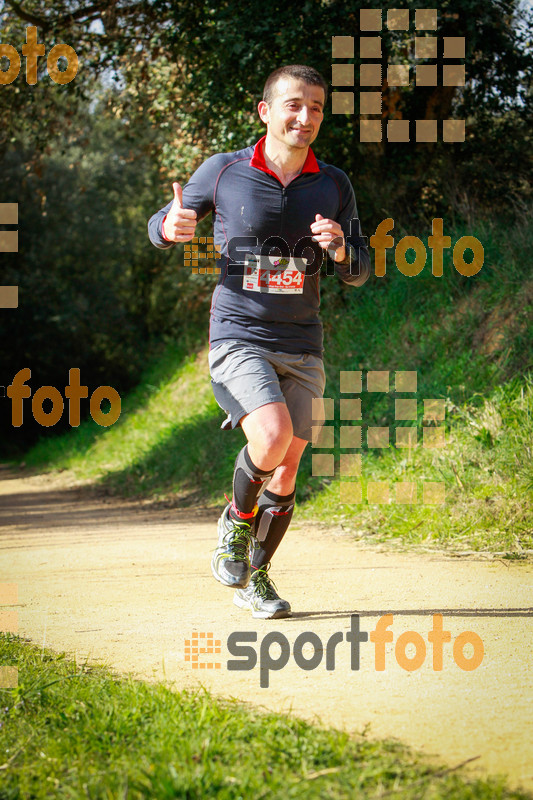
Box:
[243,255,307,294]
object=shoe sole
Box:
[233,593,291,619]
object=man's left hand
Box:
[310,214,346,262]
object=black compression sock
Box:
[230,445,276,521]
[251,488,295,568]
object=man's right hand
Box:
[162,182,197,242]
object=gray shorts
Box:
[208,339,326,442]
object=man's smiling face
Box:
[258,77,325,150]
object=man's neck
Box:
[262,134,308,187]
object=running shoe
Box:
[233,562,291,619]
[211,505,257,589]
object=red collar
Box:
[250,135,320,181]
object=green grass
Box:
[298,376,533,554]
[1,633,531,799]
[16,212,533,554]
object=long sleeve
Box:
[148,198,175,249]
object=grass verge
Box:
[298,376,533,554]
[1,633,531,800]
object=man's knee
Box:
[259,421,293,456]
[242,403,293,464]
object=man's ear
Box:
[258,100,270,124]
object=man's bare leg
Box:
[267,434,308,495]
[238,404,307,531]
[240,401,294,472]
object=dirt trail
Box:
[1,466,532,792]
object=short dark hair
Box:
[263,65,328,106]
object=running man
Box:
[148,64,370,619]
